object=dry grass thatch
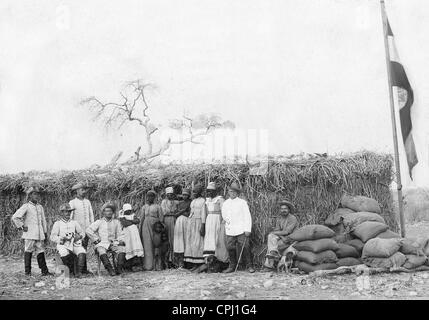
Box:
[0,151,396,265]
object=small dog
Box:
[277,244,297,273]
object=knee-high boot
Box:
[61,254,75,276]
[37,252,53,276]
[100,254,116,276]
[24,252,32,275]
[76,253,87,277]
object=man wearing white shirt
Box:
[221,182,255,273]
[69,182,94,274]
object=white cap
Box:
[165,187,174,194]
[122,203,132,211]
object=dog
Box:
[277,244,297,273]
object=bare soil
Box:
[1,222,428,300]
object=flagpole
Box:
[380,0,406,237]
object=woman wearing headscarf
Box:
[184,184,206,270]
[161,186,178,267]
[139,190,163,271]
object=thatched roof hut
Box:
[0,151,396,264]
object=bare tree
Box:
[80,79,234,166]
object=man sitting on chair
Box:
[263,199,298,271]
[50,203,88,277]
[86,203,125,276]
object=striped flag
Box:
[386,19,418,179]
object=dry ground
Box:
[1,222,428,300]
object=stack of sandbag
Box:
[361,238,406,268]
[335,242,361,266]
[400,238,428,269]
[290,224,339,273]
[324,195,385,247]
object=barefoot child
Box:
[50,203,88,277]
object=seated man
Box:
[50,203,88,277]
[263,199,298,271]
[86,203,125,276]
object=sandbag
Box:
[337,257,362,267]
[334,233,353,244]
[296,261,338,274]
[417,237,429,256]
[295,250,338,265]
[293,238,339,253]
[376,230,401,239]
[346,239,365,253]
[289,224,335,242]
[325,208,354,226]
[362,252,406,269]
[336,243,360,258]
[400,238,425,256]
[340,195,381,214]
[362,238,402,258]
[329,223,345,235]
[352,221,388,243]
[403,254,427,269]
[342,212,385,229]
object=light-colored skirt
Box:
[122,225,144,261]
[215,220,229,263]
[203,214,220,256]
[184,217,204,264]
[173,215,188,253]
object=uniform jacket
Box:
[11,202,47,240]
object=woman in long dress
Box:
[160,187,178,267]
[139,190,163,271]
[173,188,191,268]
[184,185,206,270]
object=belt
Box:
[207,211,221,215]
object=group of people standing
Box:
[11,180,260,277]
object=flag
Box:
[386,18,418,179]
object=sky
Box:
[1,0,429,186]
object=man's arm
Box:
[49,221,61,244]
[88,201,95,224]
[11,204,27,230]
[86,220,100,242]
[242,201,252,235]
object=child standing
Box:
[11,186,53,276]
[118,203,144,272]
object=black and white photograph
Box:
[1,0,429,307]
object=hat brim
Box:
[228,186,241,193]
[61,208,75,212]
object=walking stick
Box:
[235,236,247,272]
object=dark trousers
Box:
[226,234,253,268]
[81,235,89,250]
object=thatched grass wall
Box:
[0,151,396,265]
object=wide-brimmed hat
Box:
[206,182,217,190]
[101,202,117,212]
[71,182,86,191]
[59,203,75,212]
[278,199,295,213]
[228,182,241,193]
[165,187,174,194]
[25,186,41,195]
[182,188,191,195]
